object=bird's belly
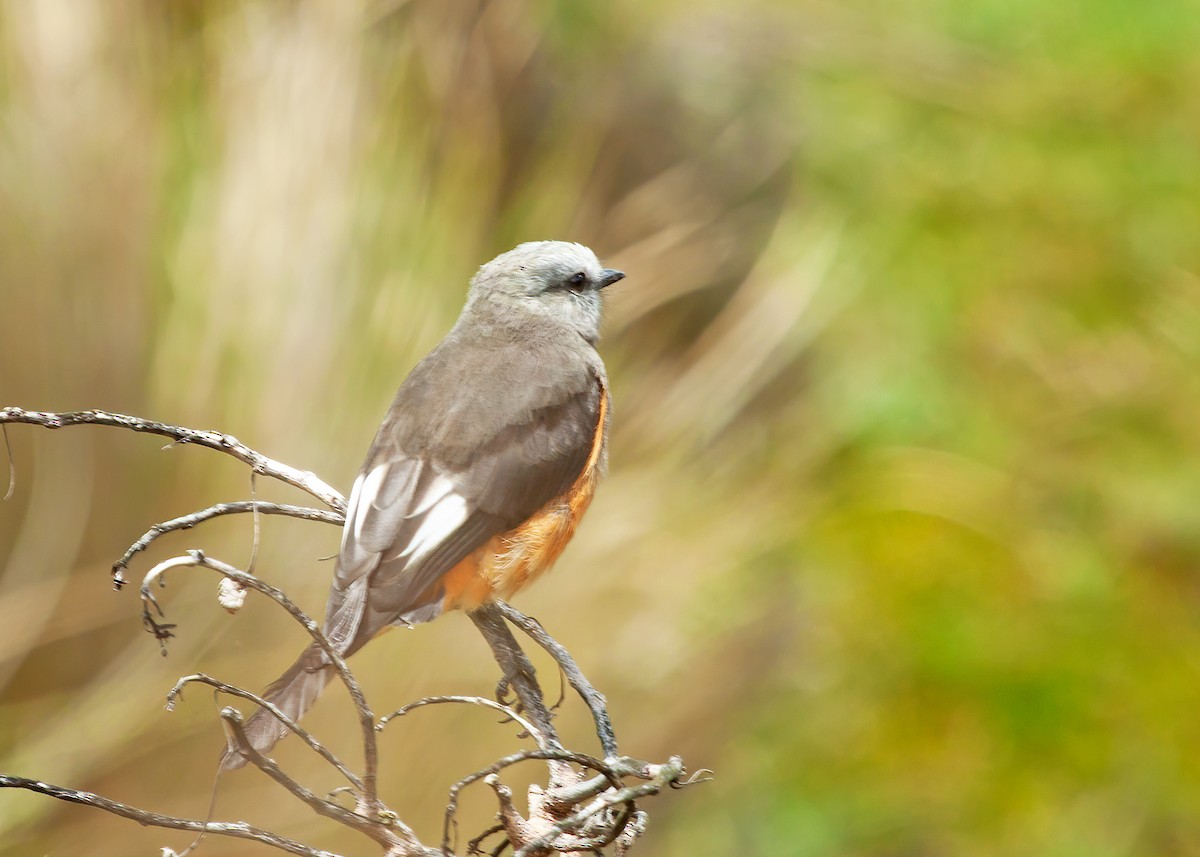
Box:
[440,469,599,612]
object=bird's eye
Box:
[565,271,587,291]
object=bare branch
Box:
[2,424,14,501]
[167,673,362,791]
[138,552,381,814]
[442,749,619,855]
[512,757,685,857]
[220,708,416,853]
[0,775,342,857]
[613,811,648,857]
[378,696,548,751]
[0,407,346,512]
[484,775,533,848]
[541,772,612,809]
[112,501,343,582]
[528,803,634,854]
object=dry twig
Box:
[167,673,362,790]
[139,551,382,814]
[0,776,340,857]
[0,407,346,509]
[112,501,343,582]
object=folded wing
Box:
[323,375,601,657]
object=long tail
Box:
[221,642,335,770]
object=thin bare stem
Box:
[139,553,380,813]
[0,407,346,511]
[168,673,362,790]
[0,776,342,857]
[248,471,262,575]
[2,424,14,501]
[465,823,505,855]
[112,501,342,583]
[221,708,410,852]
[378,696,547,750]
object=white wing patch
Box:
[340,464,471,599]
[407,474,456,517]
[395,490,469,564]
[353,464,390,542]
[340,471,367,553]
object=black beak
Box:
[598,269,625,289]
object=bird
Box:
[223,241,624,768]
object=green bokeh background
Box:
[2,1,1200,855]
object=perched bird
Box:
[224,241,623,768]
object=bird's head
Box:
[466,241,625,344]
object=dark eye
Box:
[565,271,587,291]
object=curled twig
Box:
[673,767,715,788]
[2,424,14,501]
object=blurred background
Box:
[2,0,1200,854]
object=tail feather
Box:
[221,643,335,770]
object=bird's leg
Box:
[493,674,511,706]
[469,605,574,789]
[493,673,517,710]
[471,606,547,723]
[493,601,619,760]
[492,660,539,712]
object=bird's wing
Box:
[323,372,602,656]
